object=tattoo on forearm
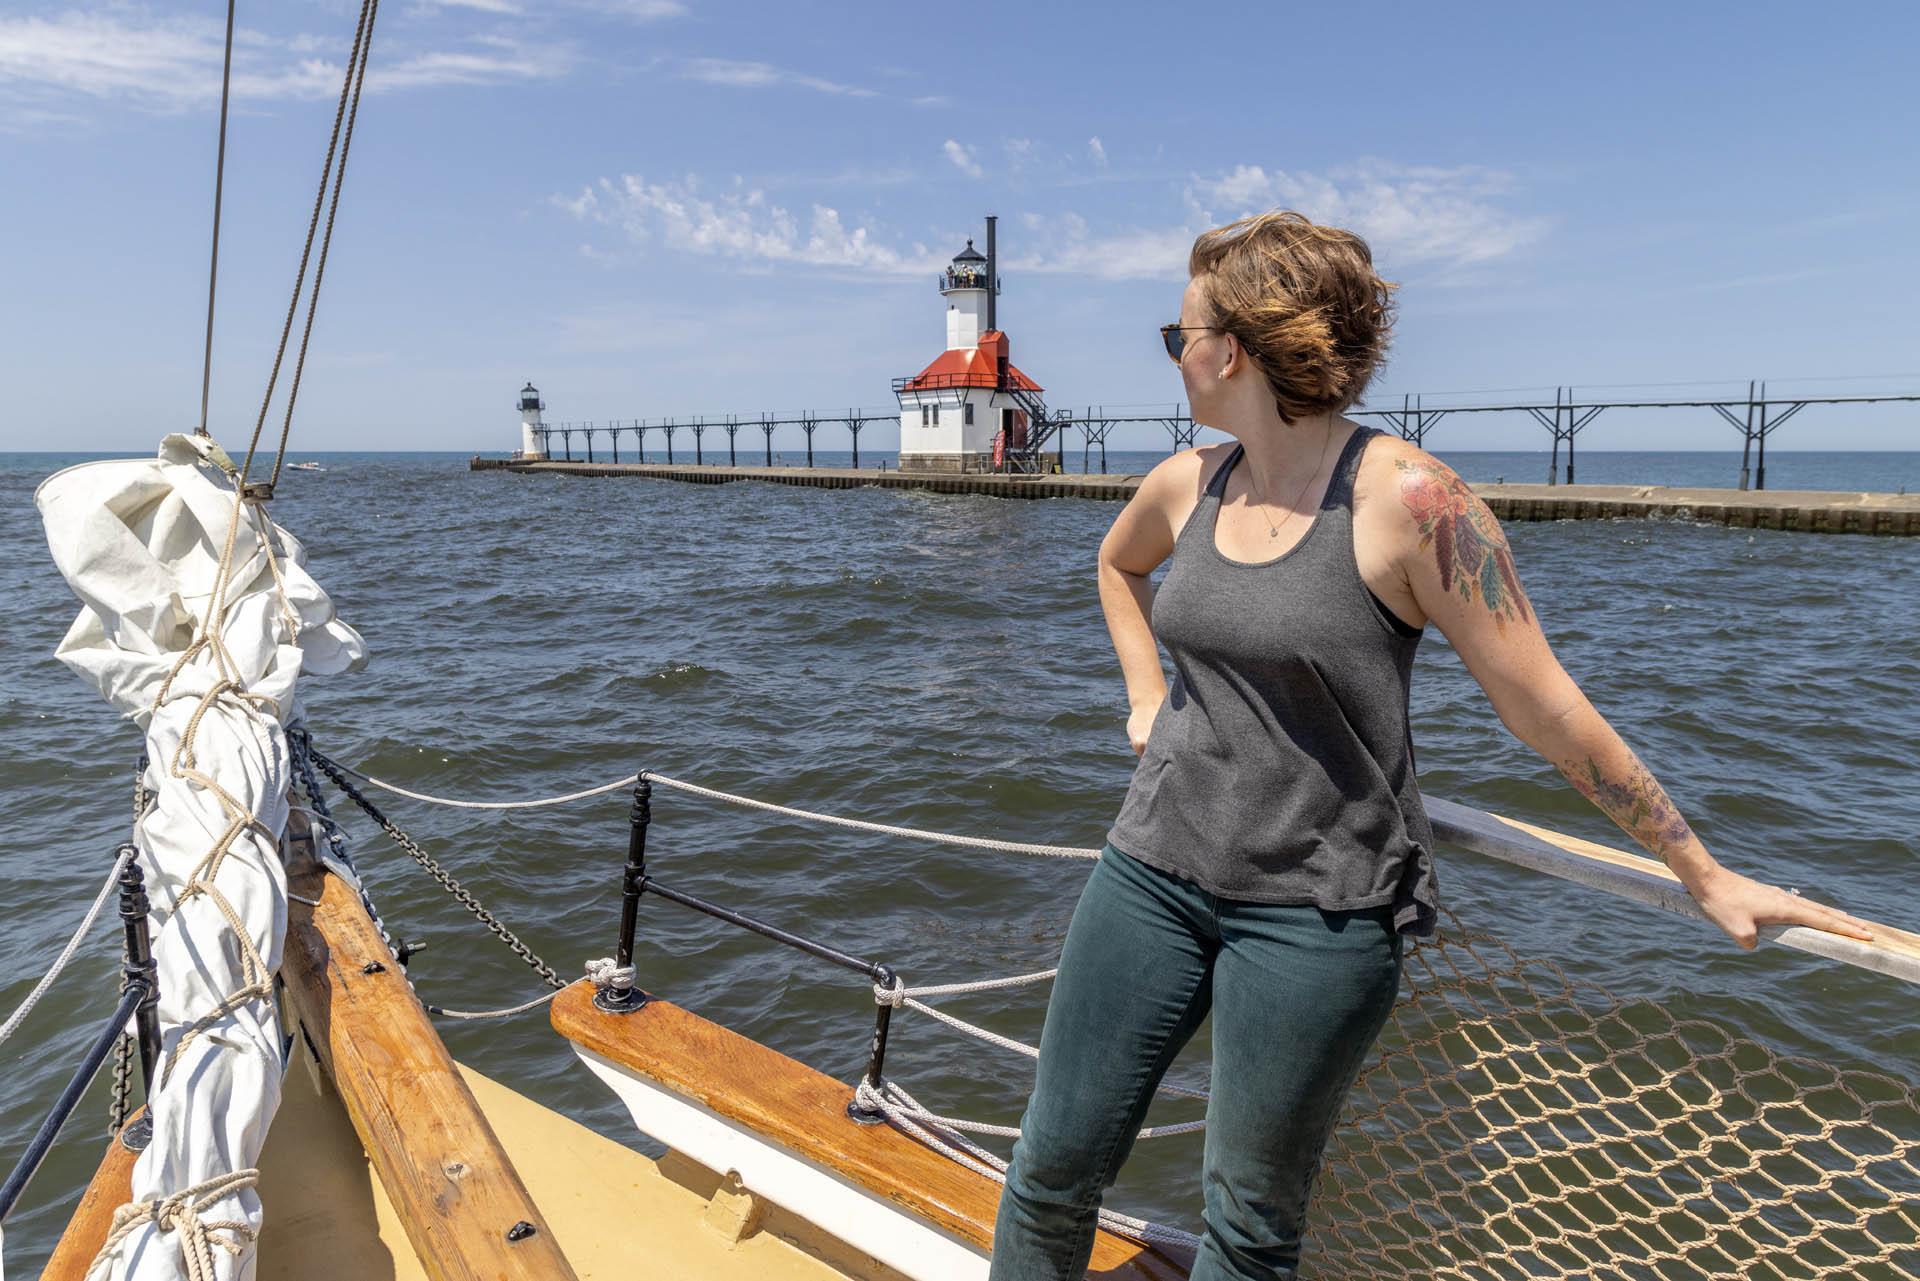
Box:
[1558,751,1696,865]
[1395,460,1532,631]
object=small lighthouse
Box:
[894,215,1049,473]
[517,381,546,460]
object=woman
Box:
[987,210,1876,1280]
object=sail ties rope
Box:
[90,1169,261,1281]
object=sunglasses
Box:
[1160,323,1218,366]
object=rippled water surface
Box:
[2,448,1915,1272]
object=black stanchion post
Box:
[596,776,652,1013]
[0,982,150,1221]
[848,962,897,1125]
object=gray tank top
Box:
[1105,424,1440,936]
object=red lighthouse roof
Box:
[901,330,1043,393]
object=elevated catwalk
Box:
[469,458,1920,535]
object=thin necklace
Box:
[1243,419,1341,539]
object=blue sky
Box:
[3,0,1916,453]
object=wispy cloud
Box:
[415,0,685,17]
[558,174,942,276]
[560,154,1546,282]
[1088,135,1107,166]
[990,162,1546,281]
[677,57,875,97]
[575,0,688,17]
[1189,160,1548,269]
[0,9,573,118]
[943,138,981,178]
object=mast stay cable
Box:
[194,0,235,438]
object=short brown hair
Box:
[1187,210,1397,424]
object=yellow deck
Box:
[256,1033,901,1280]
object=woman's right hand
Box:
[1126,698,1164,756]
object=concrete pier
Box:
[469,457,1144,500]
[470,457,1920,535]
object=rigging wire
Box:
[237,0,379,489]
[194,0,235,438]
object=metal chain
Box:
[310,752,564,990]
[107,1035,134,1135]
[288,728,359,874]
[288,727,404,971]
[110,754,153,1131]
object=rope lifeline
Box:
[424,990,561,1021]
[872,974,1209,1105]
[852,1078,1200,1253]
[0,845,134,1050]
[310,752,1100,860]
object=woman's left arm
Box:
[1386,452,1875,950]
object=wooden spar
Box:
[278,824,581,1281]
[40,1112,142,1281]
[1428,797,1920,985]
[551,981,1191,1280]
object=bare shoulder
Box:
[1132,441,1229,517]
[1105,443,1231,573]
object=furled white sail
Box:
[35,433,365,1280]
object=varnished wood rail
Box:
[40,1110,143,1280]
[279,823,581,1281]
[552,980,1191,1279]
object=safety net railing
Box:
[1307,910,1916,1279]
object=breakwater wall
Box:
[469,458,1920,535]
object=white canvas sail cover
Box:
[34,433,365,1279]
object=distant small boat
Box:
[289,461,326,472]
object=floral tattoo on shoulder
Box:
[1394,459,1532,631]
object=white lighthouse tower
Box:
[517,381,547,460]
[894,216,1049,473]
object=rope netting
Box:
[1304,909,1920,1280]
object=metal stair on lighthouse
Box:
[1000,383,1063,472]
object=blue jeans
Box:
[988,843,1404,1280]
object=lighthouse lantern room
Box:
[517,381,546,460]
[894,216,1049,473]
